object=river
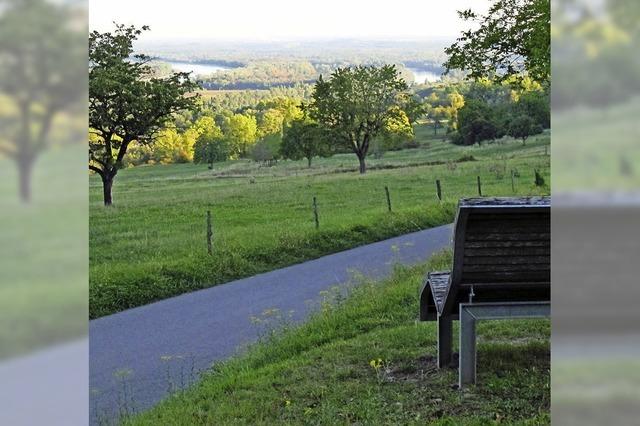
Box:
[163,60,440,84]
[407,67,441,84]
[164,60,232,76]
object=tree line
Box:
[89,0,550,205]
[420,78,549,146]
[89,25,419,205]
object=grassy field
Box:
[126,251,550,425]
[90,127,550,318]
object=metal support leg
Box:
[457,301,550,389]
[437,315,453,368]
[459,307,477,386]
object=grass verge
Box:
[126,251,550,425]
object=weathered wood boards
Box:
[419,196,550,379]
[420,196,550,321]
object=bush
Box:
[456,154,476,162]
[449,131,464,145]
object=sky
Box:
[89,0,490,42]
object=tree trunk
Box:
[18,157,33,203]
[307,157,312,168]
[102,175,114,206]
[358,154,366,174]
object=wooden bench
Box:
[419,196,550,387]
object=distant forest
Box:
[142,39,453,89]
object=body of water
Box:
[407,67,441,84]
[164,61,439,84]
[165,61,232,76]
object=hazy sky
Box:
[89,0,490,41]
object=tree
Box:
[250,134,281,164]
[447,92,466,130]
[454,98,501,145]
[280,119,331,168]
[470,118,499,145]
[89,24,199,205]
[508,114,542,145]
[375,107,415,156]
[193,129,229,168]
[153,127,185,164]
[222,113,258,158]
[310,65,409,174]
[258,97,303,125]
[0,0,85,202]
[429,106,449,136]
[257,108,285,138]
[399,94,426,125]
[444,0,550,84]
[514,90,550,129]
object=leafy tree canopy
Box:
[280,118,331,167]
[222,113,258,158]
[89,24,199,205]
[309,65,409,173]
[444,0,550,84]
[508,114,543,144]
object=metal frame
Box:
[458,301,550,388]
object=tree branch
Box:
[89,164,105,177]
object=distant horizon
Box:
[135,35,456,44]
[90,0,489,42]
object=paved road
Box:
[89,224,452,423]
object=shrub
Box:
[456,154,476,162]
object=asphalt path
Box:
[89,224,452,423]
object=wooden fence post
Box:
[313,196,319,229]
[477,176,482,197]
[436,179,442,201]
[385,186,392,212]
[511,170,515,193]
[206,210,213,255]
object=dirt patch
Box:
[386,354,444,384]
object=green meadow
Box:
[90,128,550,318]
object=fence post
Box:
[511,170,515,193]
[313,196,319,229]
[477,176,482,197]
[385,186,392,212]
[206,210,213,255]
[436,179,442,201]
